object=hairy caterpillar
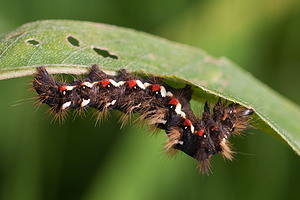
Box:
[33,65,253,173]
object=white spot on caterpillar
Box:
[242,109,252,116]
[174,140,184,145]
[109,79,119,87]
[161,119,167,124]
[82,82,94,88]
[166,91,173,97]
[160,86,167,97]
[106,99,117,107]
[81,99,90,107]
[144,82,151,88]
[62,101,71,110]
[174,103,186,118]
[136,80,145,90]
[190,125,195,133]
[175,103,182,115]
[180,111,186,118]
[108,80,125,87]
[117,81,125,86]
[65,86,75,91]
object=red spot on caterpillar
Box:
[60,86,67,92]
[100,79,110,87]
[152,84,160,92]
[197,129,204,137]
[127,80,137,88]
[184,118,192,126]
[169,98,179,105]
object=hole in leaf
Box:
[67,35,80,47]
[92,47,119,60]
[25,39,41,46]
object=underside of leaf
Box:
[0,20,299,155]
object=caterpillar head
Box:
[33,66,80,113]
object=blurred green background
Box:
[0,0,299,200]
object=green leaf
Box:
[0,20,299,155]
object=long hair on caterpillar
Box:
[32,64,253,174]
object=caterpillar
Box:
[33,65,253,174]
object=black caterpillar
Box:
[33,65,253,173]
